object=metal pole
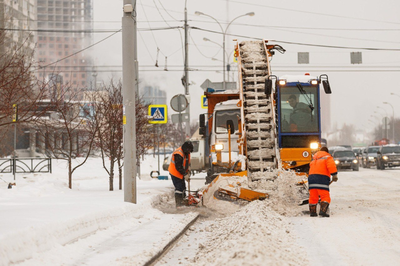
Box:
[122,0,137,203]
[383,102,395,144]
[13,124,16,180]
[157,124,160,173]
[184,1,190,139]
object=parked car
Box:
[352,147,365,165]
[331,149,359,171]
[361,146,380,168]
[376,145,400,170]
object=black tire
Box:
[381,163,385,170]
[205,174,218,184]
[353,165,359,171]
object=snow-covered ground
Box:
[1,156,400,266]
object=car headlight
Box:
[353,159,358,164]
[334,160,340,165]
[310,142,319,150]
[383,156,388,160]
[368,156,374,160]
[215,143,224,151]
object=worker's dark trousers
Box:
[171,175,186,206]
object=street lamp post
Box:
[195,11,254,90]
[383,102,395,143]
[375,107,388,139]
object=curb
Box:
[143,213,200,266]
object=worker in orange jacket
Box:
[308,146,338,217]
[168,141,194,207]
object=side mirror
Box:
[322,80,332,94]
[226,120,235,134]
[199,114,205,127]
[265,79,272,96]
[320,74,332,94]
[199,114,206,136]
[377,151,381,155]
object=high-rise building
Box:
[36,0,93,92]
[0,0,36,56]
[140,86,167,106]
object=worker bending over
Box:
[168,141,194,207]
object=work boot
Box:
[319,201,330,217]
[309,204,317,217]
[174,193,185,207]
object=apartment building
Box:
[36,0,93,92]
[0,0,36,55]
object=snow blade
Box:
[202,171,268,207]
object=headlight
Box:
[353,159,358,164]
[368,156,374,160]
[383,156,388,160]
[311,79,318,85]
[215,143,224,151]
[278,79,286,86]
[334,160,339,165]
[310,142,319,150]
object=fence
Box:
[0,158,52,174]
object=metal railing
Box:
[0,158,52,174]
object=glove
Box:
[184,173,191,182]
[332,174,338,182]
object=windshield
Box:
[367,147,380,153]
[381,146,400,154]
[334,151,355,158]
[280,85,319,133]
[192,141,199,153]
[215,109,240,134]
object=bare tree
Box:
[0,30,54,156]
[95,80,151,190]
[95,81,123,191]
[37,87,99,189]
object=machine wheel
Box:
[205,165,218,184]
[381,163,385,170]
[205,174,218,184]
[353,165,359,171]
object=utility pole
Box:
[184,0,190,139]
[122,0,137,203]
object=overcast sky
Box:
[92,0,400,136]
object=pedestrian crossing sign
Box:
[201,95,208,109]
[148,105,167,124]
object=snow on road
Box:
[158,168,400,266]
[1,156,400,266]
[292,168,400,266]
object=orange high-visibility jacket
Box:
[309,151,337,177]
[168,147,190,179]
[308,151,337,191]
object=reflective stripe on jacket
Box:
[308,151,337,191]
[168,147,190,179]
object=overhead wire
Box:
[215,0,400,26]
[35,30,121,70]
[192,26,400,51]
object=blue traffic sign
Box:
[201,95,208,109]
[148,105,167,124]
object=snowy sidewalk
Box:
[0,157,198,266]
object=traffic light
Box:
[12,104,18,122]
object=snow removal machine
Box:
[196,40,332,205]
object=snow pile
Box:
[249,169,306,216]
[201,174,246,214]
[189,200,309,266]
